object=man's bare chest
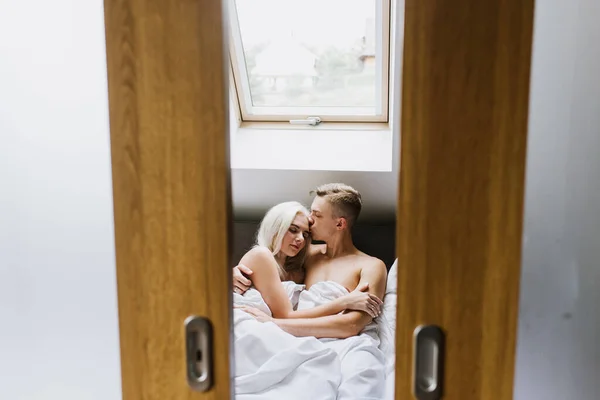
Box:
[304,259,362,292]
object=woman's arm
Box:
[277,259,388,336]
[240,248,381,319]
[288,283,382,318]
[238,258,388,337]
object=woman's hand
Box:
[235,305,273,323]
[340,283,383,318]
[233,264,253,294]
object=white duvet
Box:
[233,280,391,400]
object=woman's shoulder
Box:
[240,246,275,270]
[245,246,272,258]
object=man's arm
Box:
[234,251,382,319]
[272,258,387,339]
[233,264,253,294]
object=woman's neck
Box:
[274,251,287,268]
[274,251,290,280]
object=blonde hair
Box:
[255,201,310,278]
[312,183,362,227]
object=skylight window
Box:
[229,0,391,123]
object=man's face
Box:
[309,196,338,242]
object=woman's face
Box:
[280,213,310,257]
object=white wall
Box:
[230,0,404,223]
[514,0,600,398]
[0,1,122,399]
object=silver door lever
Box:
[413,325,445,400]
[185,316,214,392]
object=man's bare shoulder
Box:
[355,253,387,296]
[356,253,387,274]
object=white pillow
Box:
[386,258,398,295]
[378,259,398,374]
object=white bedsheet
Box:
[233,282,340,399]
[233,281,387,400]
[298,281,386,400]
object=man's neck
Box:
[325,232,356,258]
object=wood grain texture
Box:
[103,0,232,399]
[395,1,534,399]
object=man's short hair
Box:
[312,183,362,227]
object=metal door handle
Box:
[184,316,213,392]
[413,325,445,400]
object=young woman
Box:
[234,201,381,319]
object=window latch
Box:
[289,117,321,126]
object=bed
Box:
[233,259,399,399]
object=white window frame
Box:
[228,0,391,124]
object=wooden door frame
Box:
[103,0,232,399]
[395,1,535,399]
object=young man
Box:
[233,183,388,398]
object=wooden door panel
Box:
[395,1,535,399]
[103,1,231,399]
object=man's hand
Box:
[266,258,387,339]
[233,264,253,294]
[340,283,383,318]
[235,305,273,323]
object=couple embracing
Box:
[232,183,389,400]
